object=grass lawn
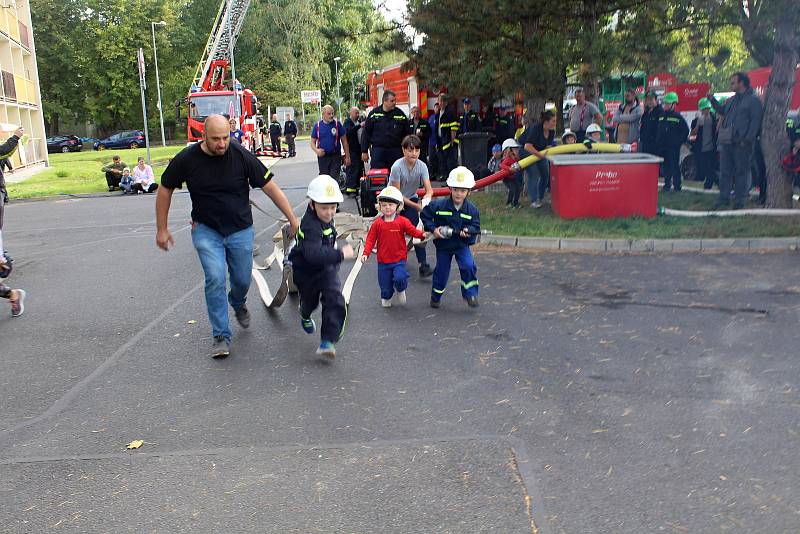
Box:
[7,146,185,199]
[472,188,800,239]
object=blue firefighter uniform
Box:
[421,196,480,303]
[287,205,347,343]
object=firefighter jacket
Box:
[421,196,481,252]
[494,115,516,144]
[457,110,480,140]
[437,108,459,151]
[284,120,298,136]
[362,106,410,151]
[409,118,431,147]
[288,205,343,275]
[655,109,689,150]
[269,121,282,137]
[639,104,663,147]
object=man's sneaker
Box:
[316,341,336,359]
[301,316,316,334]
[532,200,543,209]
[396,290,407,305]
[211,335,230,358]
[430,298,441,309]
[10,289,25,317]
[381,298,392,308]
[234,305,251,328]
[419,264,433,278]
[466,295,479,308]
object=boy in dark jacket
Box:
[288,175,355,359]
[421,166,481,309]
[656,92,689,192]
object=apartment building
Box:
[0,0,47,168]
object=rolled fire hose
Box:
[660,207,800,217]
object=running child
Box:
[361,186,426,308]
[287,175,355,359]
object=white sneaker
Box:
[381,298,392,308]
[396,290,407,305]
[532,200,543,209]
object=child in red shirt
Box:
[499,138,523,207]
[361,186,426,307]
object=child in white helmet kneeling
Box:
[287,175,355,359]
[361,186,426,307]
[420,166,481,308]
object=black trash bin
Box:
[459,132,491,178]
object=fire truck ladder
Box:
[191,0,252,89]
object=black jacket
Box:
[655,109,689,150]
[288,205,343,274]
[710,88,763,144]
[269,121,282,137]
[690,114,717,153]
[344,117,362,153]
[284,120,298,136]
[640,104,663,146]
[0,134,20,193]
[362,106,410,152]
[409,118,431,148]
[493,115,516,144]
[457,110,480,137]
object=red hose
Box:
[417,167,512,198]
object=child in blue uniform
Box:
[287,175,355,359]
[421,166,481,308]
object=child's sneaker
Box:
[301,316,316,334]
[381,298,392,308]
[316,341,336,359]
[10,289,25,317]
[430,298,440,309]
[396,290,407,305]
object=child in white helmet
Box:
[499,138,523,207]
[421,166,481,308]
[561,129,577,144]
[361,186,426,307]
[585,123,603,144]
[287,175,355,359]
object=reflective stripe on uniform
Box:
[459,213,472,220]
[433,287,445,294]
[322,228,333,236]
[297,228,305,239]
[461,280,479,289]
[436,210,453,216]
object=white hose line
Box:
[658,182,800,201]
[660,207,800,217]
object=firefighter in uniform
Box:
[493,106,516,147]
[437,95,460,178]
[361,90,410,170]
[655,92,689,192]
[269,114,282,153]
[284,115,298,157]
[409,106,432,164]
[456,98,480,161]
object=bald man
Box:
[311,105,350,179]
[156,114,300,358]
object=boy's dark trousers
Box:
[296,269,346,343]
[695,150,717,189]
[661,146,681,191]
[431,246,478,302]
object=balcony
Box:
[0,7,29,50]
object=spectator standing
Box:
[568,88,603,142]
[689,98,718,190]
[639,91,663,156]
[436,94,460,178]
[361,90,410,170]
[268,114,282,153]
[613,89,643,145]
[229,118,244,143]
[519,110,557,208]
[655,92,689,192]
[132,156,158,193]
[284,114,298,157]
[708,72,763,209]
[343,107,364,196]
[311,105,350,179]
[102,155,127,192]
[427,102,441,179]
[493,106,516,147]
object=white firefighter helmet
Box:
[585,123,603,135]
[501,138,520,151]
[446,166,476,189]
[307,175,343,203]
[561,129,577,141]
[377,185,404,207]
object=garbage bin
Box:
[458,132,491,177]
[549,153,663,219]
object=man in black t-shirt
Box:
[156,114,300,358]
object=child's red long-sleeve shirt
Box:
[363,215,425,264]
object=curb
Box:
[478,234,800,253]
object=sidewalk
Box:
[4,161,47,184]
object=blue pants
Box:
[377,260,409,299]
[399,206,428,267]
[526,159,549,202]
[191,223,254,342]
[431,246,478,302]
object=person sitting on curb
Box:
[102,155,127,192]
[132,156,158,193]
[119,167,134,194]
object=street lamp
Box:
[333,56,342,119]
[151,20,167,147]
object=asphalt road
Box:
[1,148,798,533]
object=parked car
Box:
[46,135,83,153]
[93,130,146,150]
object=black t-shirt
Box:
[518,122,554,154]
[161,141,271,236]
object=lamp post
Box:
[150,20,167,147]
[333,56,342,119]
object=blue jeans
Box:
[431,246,478,302]
[526,159,549,203]
[400,205,428,267]
[377,260,410,299]
[191,223,254,341]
